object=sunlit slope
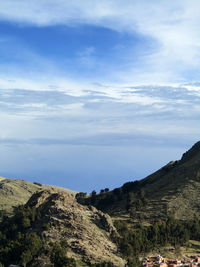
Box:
[0,178,76,215]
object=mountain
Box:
[0,188,125,267]
[1,141,200,266]
[80,141,200,221]
[2,141,200,221]
[136,141,200,220]
[0,177,76,216]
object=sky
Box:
[0,0,200,192]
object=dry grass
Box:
[0,177,77,216]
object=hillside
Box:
[137,141,200,220]
[79,141,200,221]
[0,188,125,267]
[2,141,200,221]
[1,141,200,266]
[0,177,76,216]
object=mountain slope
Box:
[0,177,76,216]
[0,188,126,267]
[81,141,200,221]
[136,141,200,220]
[1,141,200,266]
[141,141,200,219]
[0,178,41,216]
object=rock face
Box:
[26,189,125,267]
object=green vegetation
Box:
[114,215,200,266]
[50,242,75,267]
[33,182,42,186]
[0,205,75,267]
[0,205,42,266]
[77,181,148,217]
[0,191,120,267]
[92,262,114,267]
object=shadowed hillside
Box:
[78,141,200,221]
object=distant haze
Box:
[0,0,199,192]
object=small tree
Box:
[50,242,76,267]
[24,232,42,256]
[126,192,135,211]
[21,250,32,267]
[91,190,97,196]
[91,190,97,205]
[76,192,87,199]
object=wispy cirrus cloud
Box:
[0,0,200,83]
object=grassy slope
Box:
[83,141,200,222]
[1,141,200,220]
[0,178,41,215]
[0,177,77,216]
[136,143,200,220]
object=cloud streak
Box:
[0,133,191,147]
[0,82,199,146]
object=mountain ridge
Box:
[0,141,200,266]
[78,141,200,221]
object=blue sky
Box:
[0,0,200,192]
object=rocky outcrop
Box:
[26,189,125,267]
[0,178,76,216]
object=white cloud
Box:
[0,0,200,147]
[0,1,200,83]
[0,77,200,139]
[1,0,200,190]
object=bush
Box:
[33,182,42,186]
[92,262,114,267]
[50,242,76,267]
